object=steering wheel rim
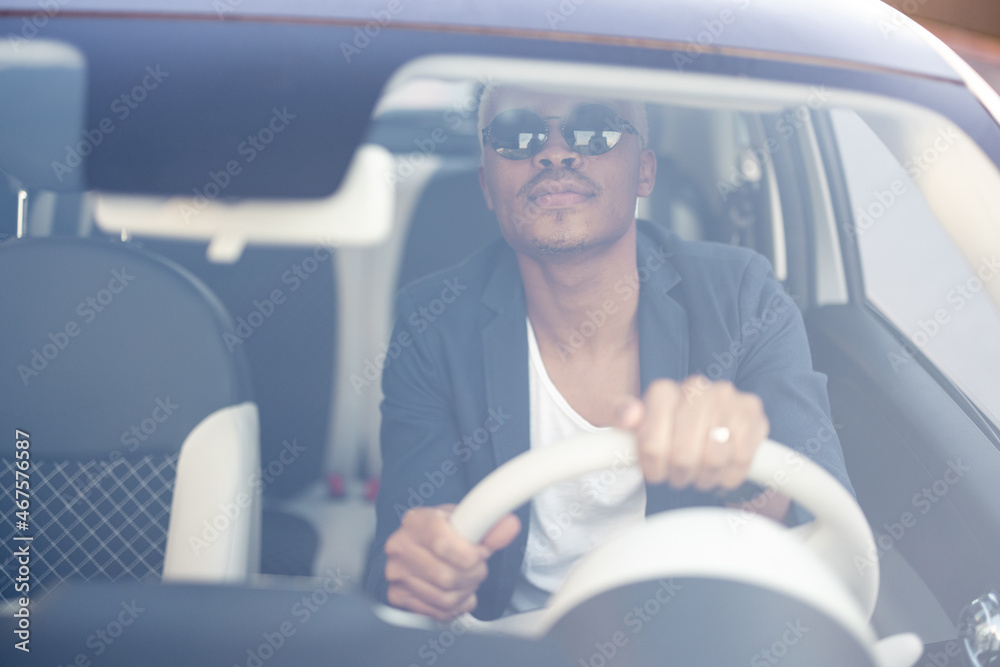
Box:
[450,430,878,620]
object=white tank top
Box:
[504,317,646,615]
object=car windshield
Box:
[5,12,1000,667]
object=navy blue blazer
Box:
[365,220,853,620]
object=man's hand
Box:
[384,504,521,621]
[615,376,771,492]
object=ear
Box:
[478,163,495,211]
[637,148,657,198]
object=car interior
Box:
[4,45,1000,664]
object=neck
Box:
[517,222,640,362]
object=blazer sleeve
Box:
[733,253,856,522]
[364,288,474,605]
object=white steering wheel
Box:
[449,431,879,636]
[376,430,924,667]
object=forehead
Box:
[483,86,628,122]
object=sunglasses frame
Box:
[481,104,639,160]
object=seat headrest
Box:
[0,237,252,458]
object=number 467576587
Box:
[14,430,29,515]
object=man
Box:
[364,85,853,621]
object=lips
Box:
[528,180,596,208]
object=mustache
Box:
[517,167,601,200]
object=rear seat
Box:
[129,237,334,576]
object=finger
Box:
[634,379,682,483]
[693,424,732,491]
[385,538,487,592]
[388,567,481,617]
[480,513,521,555]
[667,376,721,487]
[613,396,644,430]
[711,420,750,490]
[403,507,484,570]
[387,585,477,621]
[718,395,768,489]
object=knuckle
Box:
[386,586,408,608]
[670,447,698,470]
[441,589,470,610]
[435,566,459,591]
[744,393,765,414]
[400,508,425,530]
[649,378,679,399]
[669,460,695,480]
[384,560,403,582]
[704,447,728,466]
[718,474,742,491]
[638,439,668,462]
[431,535,453,559]
[384,533,404,557]
[715,379,736,395]
[735,442,757,463]
[683,374,709,390]
[694,475,717,491]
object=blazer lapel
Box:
[636,230,688,392]
[480,246,532,472]
[635,226,692,514]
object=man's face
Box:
[478,87,657,259]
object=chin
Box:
[531,238,588,255]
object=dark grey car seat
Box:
[0,237,261,605]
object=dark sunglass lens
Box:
[487,109,548,159]
[565,104,626,156]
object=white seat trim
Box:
[162,402,261,582]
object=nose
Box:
[531,119,580,170]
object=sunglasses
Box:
[482,104,639,160]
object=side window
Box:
[830,107,1000,423]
